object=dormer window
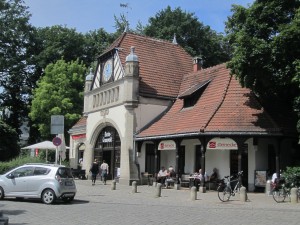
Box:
[179,80,210,108]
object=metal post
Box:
[155,183,162,197]
[240,186,247,202]
[191,186,197,200]
[132,181,137,193]
[111,180,116,190]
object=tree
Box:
[29,59,86,142]
[83,28,115,63]
[143,6,230,67]
[25,26,114,143]
[0,0,34,138]
[0,120,20,161]
[226,0,300,133]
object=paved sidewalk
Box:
[1,179,299,225]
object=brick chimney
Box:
[193,57,203,72]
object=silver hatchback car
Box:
[0,163,76,204]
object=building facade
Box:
[69,32,299,189]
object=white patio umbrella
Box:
[22,140,69,163]
[22,141,56,162]
[21,141,57,150]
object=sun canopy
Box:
[22,141,57,150]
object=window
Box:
[179,80,210,108]
[11,167,34,178]
[57,168,73,178]
[34,167,50,175]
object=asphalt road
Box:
[1,179,299,225]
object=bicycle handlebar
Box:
[223,171,243,180]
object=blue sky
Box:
[24,0,254,34]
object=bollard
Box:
[174,183,180,190]
[111,180,116,190]
[152,181,157,187]
[155,183,162,197]
[265,180,272,196]
[240,186,247,202]
[290,187,298,204]
[190,186,197,201]
[132,181,137,193]
[199,186,206,193]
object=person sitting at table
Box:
[168,166,176,178]
[209,168,219,182]
[165,167,176,188]
[193,169,207,190]
[157,166,167,186]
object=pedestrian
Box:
[89,159,99,185]
[100,160,109,185]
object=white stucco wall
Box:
[206,149,230,179]
[135,98,170,132]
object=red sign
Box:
[158,140,176,150]
[209,142,216,148]
[52,137,62,146]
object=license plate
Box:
[65,181,73,186]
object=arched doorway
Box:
[94,126,121,180]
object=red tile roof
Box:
[103,32,193,98]
[69,117,86,135]
[136,64,282,139]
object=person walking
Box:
[100,160,109,185]
[89,159,99,185]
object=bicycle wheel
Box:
[218,186,231,202]
[272,188,286,203]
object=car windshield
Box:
[57,167,73,178]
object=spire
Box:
[172,33,178,45]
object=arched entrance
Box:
[94,126,121,180]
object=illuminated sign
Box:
[207,138,238,150]
[158,140,176,150]
[102,131,112,143]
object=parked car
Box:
[0,163,76,204]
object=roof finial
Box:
[126,46,138,62]
[172,33,178,45]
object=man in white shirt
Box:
[100,160,109,185]
[157,166,167,185]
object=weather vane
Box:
[120,3,132,31]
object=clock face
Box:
[103,59,112,82]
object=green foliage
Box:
[0,0,35,137]
[226,0,300,134]
[0,120,20,161]
[282,167,300,188]
[143,6,230,67]
[29,59,86,141]
[0,155,44,174]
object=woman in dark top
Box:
[90,159,99,185]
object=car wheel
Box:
[42,189,56,204]
[0,187,4,200]
[62,196,74,203]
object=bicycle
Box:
[272,178,300,203]
[217,171,243,202]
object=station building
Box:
[68,32,299,190]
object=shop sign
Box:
[158,140,176,150]
[207,138,238,150]
[72,134,86,140]
[102,131,112,143]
